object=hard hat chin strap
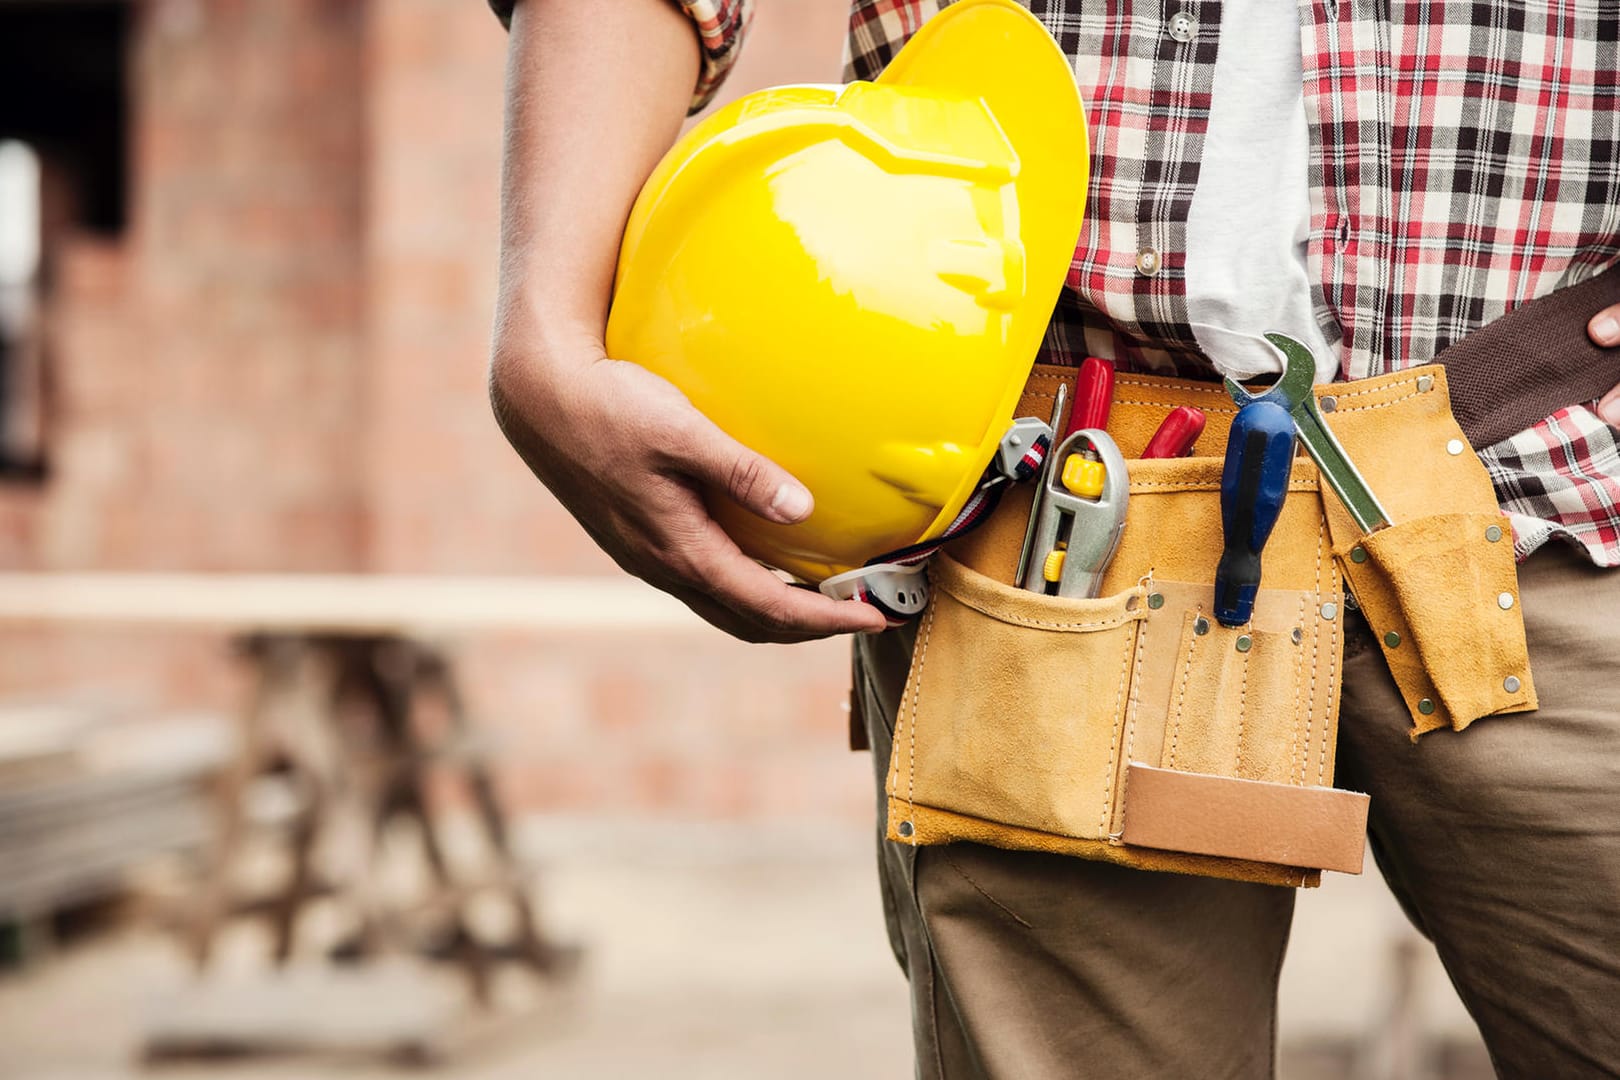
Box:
[818,418,1053,625]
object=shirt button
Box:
[1168,11,1197,42]
[1135,247,1162,277]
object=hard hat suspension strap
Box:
[819,419,1053,625]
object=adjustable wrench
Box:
[1224,332,1394,535]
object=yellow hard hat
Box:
[606,0,1088,592]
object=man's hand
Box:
[1590,302,1620,426]
[489,327,886,643]
[493,0,885,643]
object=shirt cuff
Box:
[486,0,754,115]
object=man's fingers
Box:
[669,413,815,525]
[1599,385,1620,429]
[676,523,888,637]
[663,586,830,645]
[1589,302,1620,347]
[1591,302,1620,427]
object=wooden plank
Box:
[0,573,708,634]
[0,799,209,918]
[141,963,463,1065]
[0,704,100,787]
[0,715,229,919]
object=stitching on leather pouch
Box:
[1113,615,1149,842]
[1326,374,1425,404]
[1289,590,1307,785]
[1319,560,1342,785]
[1235,638,1251,778]
[1332,393,1429,416]
[1166,611,1202,770]
[896,601,938,830]
[1301,516,1327,786]
[1115,397,1239,415]
[1114,377,1231,399]
[1098,619,1135,837]
[947,587,1139,632]
[1130,480,1319,493]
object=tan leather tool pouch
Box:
[1312,368,1538,736]
[883,364,1535,888]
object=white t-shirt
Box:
[1184,0,1339,382]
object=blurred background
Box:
[0,2,1491,1077]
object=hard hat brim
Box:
[876,0,1090,548]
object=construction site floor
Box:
[0,817,1490,1080]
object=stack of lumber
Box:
[0,704,231,925]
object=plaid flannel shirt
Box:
[842,0,1620,567]
[487,0,753,114]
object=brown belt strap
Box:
[1435,267,1620,449]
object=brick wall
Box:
[57,0,369,573]
[1,0,873,821]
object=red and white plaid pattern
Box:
[676,0,754,113]
[488,0,753,114]
[844,0,1620,566]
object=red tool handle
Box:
[1141,406,1207,459]
[1062,357,1115,440]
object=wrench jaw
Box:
[1225,331,1395,536]
[1018,430,1131,598]
[1223,331,1319,410]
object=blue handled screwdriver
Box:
[1214,399,1297,627]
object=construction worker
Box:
[486,1,1620,1076]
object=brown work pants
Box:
[853,544,1620,1079]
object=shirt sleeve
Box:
[486,0,754,116]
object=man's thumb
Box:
[684,425,814,525]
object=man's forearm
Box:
[498,0,698,358]
[488,1,887,641]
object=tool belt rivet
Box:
[1320,602,1338,621]
[1416,374,1435,393]
[1447,438,1465,456]
[1497,592,1515,610]
[898,820,915,838]
[1504,676,1522,694]
[1291,627,1303,645]
[1418,698,1436,715]
[1320,395,1338,412]
[1350,545,1368,563]
[1384,631,1401,648]
[1194,616,1211,635]
[1147,592,1164,610]
[1235,635,1253,653]
[1486,524,1504,543]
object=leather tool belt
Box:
[880,363,1538,888]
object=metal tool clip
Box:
[1018,429,1130,598]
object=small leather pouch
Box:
[1336,513,1532,734]
[888,553,1147,852]
[882,363,1536,887]
[1309,366,1537,735]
